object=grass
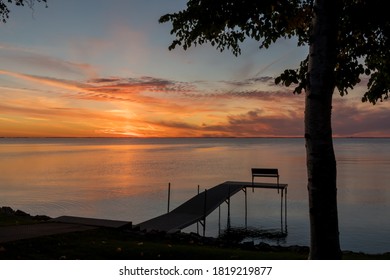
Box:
[1,210,389,260]
[0,227,308,260]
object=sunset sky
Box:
[0,0,389,137]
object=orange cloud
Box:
[0,78,291,137]
[332,97,390,137]
[0,70,86,92]
[1,67,389,138]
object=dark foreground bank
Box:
[0,207,389,260]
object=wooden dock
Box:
[51,216,132,229]
[136,181,287,233]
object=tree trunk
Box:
[305,0,342,259]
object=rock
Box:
[287,245,309,253]
[0,206,15,215]
[241,240,255,250]
[15,209,30,217]
[32,215,51,221]
[257,242,273,251]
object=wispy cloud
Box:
[0,43,98,78]
[0,70,87,91]
[220,76,276,87]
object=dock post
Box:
[227,185,231,230]
[167,182,171,213]
[203,189,207,237]
[243,186,248,229]
[280,187,288,232]
[218,205,221,235]
[285,187,288,232]
[280,187,283,231]
[197,185,200,235]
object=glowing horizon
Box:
[1,1,389,138]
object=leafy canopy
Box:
[0,0,47,23]
[159,0,390,104]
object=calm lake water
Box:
[1,137,389,254]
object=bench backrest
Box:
[251,168,279,178]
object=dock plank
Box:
[51,216,132,229]
[136,181,287,232]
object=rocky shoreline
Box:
[2,206,389,259]
[0,206,51,222]
[0,205,309,254]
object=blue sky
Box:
[0,0,389,137]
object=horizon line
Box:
[1,136,390,139]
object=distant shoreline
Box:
[1,136,390,139]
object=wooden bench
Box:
[251,168,279,192]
